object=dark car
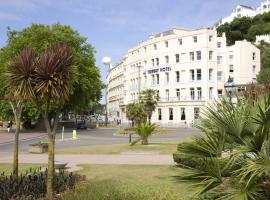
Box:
[76,120,87,129]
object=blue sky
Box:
[0,0,262,101]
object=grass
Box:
[0,163,45,174]
[62,164,194,200]
[56,141,180,155]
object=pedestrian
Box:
[7,121,13,133]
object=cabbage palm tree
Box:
[6,44,74,198]
[175,93,270,199]
[5,48,36,178]
[139,89,159,125]
[35,43,73,198]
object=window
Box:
[178,38,182,45]
[218,89,223,98]
[197,87,202,100]
[196,69,202,81]
[194,108,200,119]
[196,51,201,60]
[144,60,147,66]
[193,36,197,43]
[190,70,195,81]
[165,72,169,84]
[229,65,234,73]
[252,52,256,61]
[190,52,194,61]
[176,71,180,83]
[175,54,180,63]
[181,108,186,120]
[144,76,147,87]
[156,74,160,85]
[165,41,169,48]
[176,89,180,100]
[158,108,162,120]
[209,87,214,100]
[166,89,169,101]
[209,51,213,60]
[165,56,169,64]
[154,44,157,50]
[209,35,213,42]
[209,69,214,81]
[229,55,234,60]
[253,65,256,73]
[190,88,195,100]
[156,58,159,66]
[217,56,222,64]
[156,90,160,98]
[169,108,173,120]
[217,42,221,48]
[151,59,155,66]
[217,71,223,81]
[151,75,155,85]
[144,47,147,52]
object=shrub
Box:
[0,167,82,200]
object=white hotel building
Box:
[106,28,260,127]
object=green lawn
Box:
[0,163,45,174]
[56,141,180,155]
[62,164,194,200]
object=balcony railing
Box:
[158,96,206,102]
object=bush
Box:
[0,167,82,200]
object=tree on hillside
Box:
[139,89,159,125]
[257,41,270,84]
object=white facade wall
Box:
[107,28,260,127]
[256,34,270,44]
[257,0,270,14]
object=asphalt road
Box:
[0,127,201,154]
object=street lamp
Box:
[225,76,234,97]
[102,56,112,126]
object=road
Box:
[0,127,201,155]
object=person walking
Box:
[7,121,13,133]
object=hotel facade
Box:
[106,28,260,127]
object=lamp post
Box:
[102,57,112,127]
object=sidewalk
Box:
[0,130,46,144]
[0,153,174,171]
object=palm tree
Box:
[7,44,74,198]
[131,123,159,145]
[35,43,73,198]
[5,48,36,178]
[175,92,270,199]
[139,89,159,125]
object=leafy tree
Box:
[126,103,147,126]
[174,91,270,199]
[257,41,270,84]
[139,89,159,125]
[126,103,147,143]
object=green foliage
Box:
[0,23,102,120]
[175,93,270,199]
[126,103,147,125]
[139,89,159,124]
[131,123,159,145]
[0,167,81,200]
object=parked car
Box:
[76,120,87,129]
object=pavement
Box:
[0,127,201,171]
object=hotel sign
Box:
[147,67,171,74]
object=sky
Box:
[0,0,262,102]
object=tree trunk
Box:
[13,116,20,178]
[44,112,59,199]
[47,133,55,199]
[10,101,22,179]
[141,138,148,145]
[148,115,151,125]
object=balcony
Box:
[158,96,205,102]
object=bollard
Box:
[61,126,65,141]
[72,129,77,140]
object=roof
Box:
[239,5,255,10]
